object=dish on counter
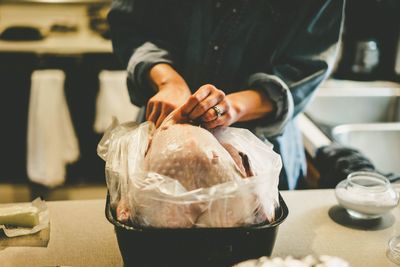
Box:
[335,171,399,219]
[388,235,400,264]
[105,193,288,267]
[0,25,46,41]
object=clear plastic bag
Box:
[98,117,282,228]
[97,119,153,213]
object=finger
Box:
[201,108,218,122]
[166,105,189,125]
[201,100,229,122]
[146,101,154,120]
[189,90,225,120]
[147,103,161,124]
[180,84,215,115]
[203,113,230,129]
[155,105,173,128]
[155,113,167,128]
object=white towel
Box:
[94,70,140,133]
[27,70,80,188]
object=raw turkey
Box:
[144,123,250,191]
[118,110,261,228]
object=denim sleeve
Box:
[108,0,175,107]
[248,0,345,138]
[125,42,173,106]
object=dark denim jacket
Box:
[108,0,345,189]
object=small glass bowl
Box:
[335,171,399,219]
[388,235,400,264]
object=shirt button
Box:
[216,2,221,8]
[213,45,219,51]
[232,8,237,13]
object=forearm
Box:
[227,89,275,123]
[149,63,190,93]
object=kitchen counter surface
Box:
[0,31,112,54]
[0,189,399,267]
[0,3,112,54]
[273,190,399,266]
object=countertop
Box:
[0,189,399,267]
[0,3,112,54]
[0,31,112,54]
[273,190,399,266]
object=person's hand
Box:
[146,85,191,127]
[146,63,191,127]
[180,85,275,129]
[180,84,241,129]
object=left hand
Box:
[146,84,191,128]
[180,84,241,129]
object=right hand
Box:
[146,85,191,128]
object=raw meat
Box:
[143,123,247,191]
[111,108,277,228]
[131,110,258,228]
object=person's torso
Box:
[161,0,300,93]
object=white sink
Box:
[306,84,400,129]
[332,123,400,173]
[300,79,400,174]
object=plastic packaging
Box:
[0,198,49,238]
[98,116,282,228]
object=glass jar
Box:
[335,171,399,219]
[388,235,400,264]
